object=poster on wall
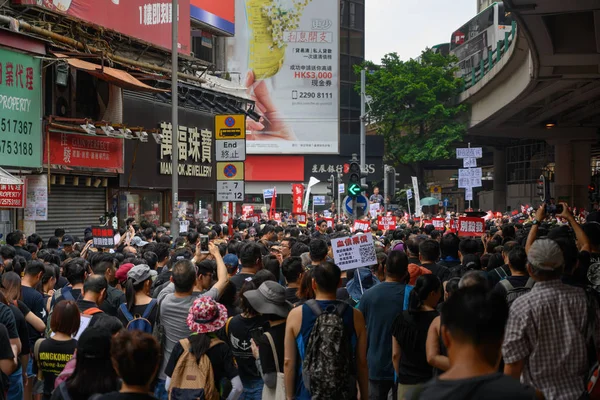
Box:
[227,0,339,154]
[24,176,47,221]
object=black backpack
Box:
[302,300,356,400]
[500,278,534,307]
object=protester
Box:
[230,243,263,293]
[117,264,158,331]
[281,257,303,304]
[419,240,451,282]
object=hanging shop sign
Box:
[0,47,42,168]
[0,182,26,208]
[44,132,124,172]
[13,0,191,55]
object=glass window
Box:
[341,56,351,82]
[340,29,349,55]
[341,83,353,108]
[349,31,364,57]
[353,3,365,30]
[121,191,163,226]
[340,0,349,28]
[349,2,356,29]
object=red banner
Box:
[353,220,371,232]
[44,133,124,172]
[432,218,445,231]
[13,0,190,55]
[0,183,26,208]
[324,217,334,228]
[458,217,485,237]
[377,216,396,231]
[91,226,115,248]
[292,184,304,214]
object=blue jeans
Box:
[240,378,263,400]
[154,379,168,400]
[7,366,23,400]
[26,357,35,378]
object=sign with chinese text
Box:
[216,139,245,162]
[13,0,191,55]
[369,203,380,218]
[377,216,396,231]
[313,195,325,206]
[294,212,307,226]
[159,122,213,178]
[458,168,482,189]
[216,181,244,202]
[430,186,442,200]
[24,175,47,221]
[292,184,304,214]
[463,158,477,168]
[91,226,115,248]
[457,217,485,237]
[44,132,124,172]
[0,48,41,168]
[352,220,371,232]
[0,183,25,208]
[411,176,422,217]
[456,147,483,159]
[465,187,473,201]
[227,0,339,154]
[305,159,382,182]
[432,218,445,231]
[324,217,334,228]
[332,233,377,271]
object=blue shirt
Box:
[359,281,408,380]
[295,300,356,400]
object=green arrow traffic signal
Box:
[348,183,361,196]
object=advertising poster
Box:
[13,0,191,54]
[227,0,339,154]
[24,176,47,221]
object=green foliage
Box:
[357,51,468,165]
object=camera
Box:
[545,203,564,216]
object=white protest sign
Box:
[458,177,482,188]
[465,187,473,201]
[332,232,377,271]
[179,220,190,234]
[456,148,483,159]
[411,176,421,217]
[459,168,482,180]
[369,203,380,218]
[407,189,413,200]
[463,158,477,168]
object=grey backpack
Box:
[302,300,356,400]
[501,278,534,307]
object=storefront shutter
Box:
[35,176,106,241]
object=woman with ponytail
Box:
[392,274,441,398]
[116,264,158,331]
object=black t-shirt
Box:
[492,275,531,297]
[116,301,159,329]
[100,286,127,317]
[392,310,439,384]
[487,265,511,287]
[21,285,46,347]
[579,251,600,288]
[9,304,29,356]
[410,372,536,399]
[225,315,266,381]
[0,303,18,341]
[33,338,77,399]
[97,393,157,400]
[165,338,238,390]
[53,287,83,307]
[284,287,299,304]
[230,273,255,293]
[255,323,285,374]
[0,324,15,400]
[421,263,451,282]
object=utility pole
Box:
[337,172,342,220]
[360,68,366,188]
[384,165,389,214]
[170,0,180,238]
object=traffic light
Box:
[589,183,597,202]
[326,174,335,198]
[536,175,546,202]
[385,166,400,200]
[346,154,368,197]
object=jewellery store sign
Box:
[158,122,213,178]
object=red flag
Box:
[269,187,277,219]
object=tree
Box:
[357,51,468,166]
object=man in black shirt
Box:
[6,231,31,261]
[0,324,18,400]
[281,257,303,304]
[90,253,125,317]
[230,243,263,293]
[419,240,451,282]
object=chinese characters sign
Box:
[332,233,377,271]
[215,114,246,202]
[0,183,26,208]
[292,184,304,214]
[458,168,482,189]
[91,226,115,248]
[457,217,485,237]
[45,133,124,172]
[24,175,47,221]
[228,0,339,154]
[294,212,307,226]
[0,48,41,168]
[432,218,445,231]
[159,122,213,178]
[13,0,191,55]
[352,221,371,232]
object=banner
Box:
[92,226,115,248]
[432,218,445,231]
[377,216,396,231]
[332,233,377,271]
[411,176,422,217]
[353,220,371,232]
[228,0,339,154]
[292,184,304,214]
[457,217,485,237]
[45,132,124,172]
[13,0,191,54]
[324,217,334,228]
[294,212,307,226]
[369,203,380,218]
[0,48,42,168]
[0,183,26,208]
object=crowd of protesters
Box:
[0,200,598,399]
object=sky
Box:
[365,0,477,62]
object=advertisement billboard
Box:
[227,0,339,154]
[12,0,191,55]
[191,0,234,35]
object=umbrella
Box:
[420,197,440,206]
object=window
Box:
[340,29,349,55]
[349,31,364,57]
[192,33,214,64]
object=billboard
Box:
[227,0,339,154]
[191,0,235,35]
[12,0,190,55]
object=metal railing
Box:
[460,21,518,91]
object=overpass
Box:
[458,0,600,210]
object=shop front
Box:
[119,92,216,226]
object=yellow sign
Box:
[215,115,246,140]
[217,162,245,181]
[430,186,442,194]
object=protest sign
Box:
[377,216,396,231]
[353,220,371,232]
[92,226,115,248]
[432,218,445,231]
[457,217,485,237]
[332,233,377,271]
[325,218,335,228]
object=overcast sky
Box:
[365,0,477,62]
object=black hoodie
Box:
[409,373,535,399]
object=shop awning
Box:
[0,168,24,185]
[54,53,168,93]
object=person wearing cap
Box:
[244,281,291,394]
[117,264,158,330]
[130,236,149,249]
[52,327,119,400]
[114,263,135,290]
[163,296,242,400]
[223,254,240,277]
[60,236,75,260]
[503,232,600,400]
